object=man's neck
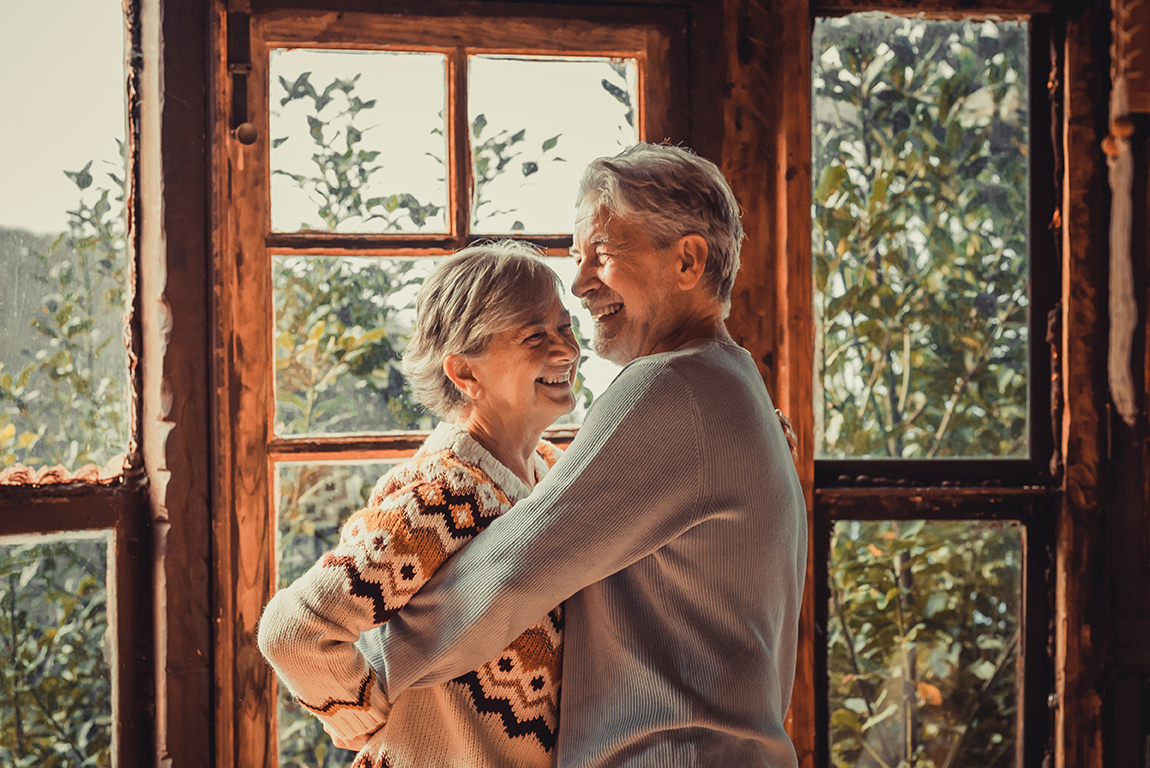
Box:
[649,311,733,357]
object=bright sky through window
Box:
[0,2,126,236]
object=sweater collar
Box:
[418,422,545,503]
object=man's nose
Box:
[571,257,597,298]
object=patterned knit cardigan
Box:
[258,423,564,768]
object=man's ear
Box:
[443,354,482,400]
[674,233,709,291]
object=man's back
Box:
[555,340,806,767]
[361,340,806,768]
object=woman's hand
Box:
[324,723,372,752]
[775,409,798,463]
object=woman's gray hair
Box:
[577,142,744,309]
[403,240,564,419]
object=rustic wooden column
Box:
[1055,0,1111,765]
[718,0,816,763]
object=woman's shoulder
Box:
[367,447,510,511]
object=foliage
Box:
[270,71,603,440]
[274,72,444,231]
[813,17,1030,458]
[0,536,112,768]
[0,153,129,471]
[470,111,564,230]
[274,256,432,435]
[275,462,391,768]
[828,520,1021,768]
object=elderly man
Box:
[358,142,807,767]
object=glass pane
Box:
[0,3,129,479]
[270,49,448,234]
[548,257,622,425]
[273,255,438,436]
[828,520,1022,768]
[469,56,638,234]
[812,17,1030,458]
[275,460,398,768]
[1,531,113,767]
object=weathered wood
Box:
[817,487,1056,519]
[717,0,816,762]
[1054,0,1112,766]
[136,0,217,766]
[813,0,1052,16]
[214,10,277,768]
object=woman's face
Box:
[465,287,581,431]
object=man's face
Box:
[570,199,686,366]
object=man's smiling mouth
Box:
[590,303,623,321]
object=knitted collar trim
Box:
[418,422,546,503]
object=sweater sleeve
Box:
[359,360,708,697]
[257,454,508,743]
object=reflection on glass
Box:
[0,2,129,478]
[270,49,449,234]
[547,257,622,424]
[1,531,113,766]
[827,520,1021,768]
[812,16,1030,458]
[469,56,638,234]
[273,255,439,437]
[275,460,397,768]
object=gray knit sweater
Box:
[359,340,807,767]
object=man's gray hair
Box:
[577,142,744,307]
[403,240,564,419]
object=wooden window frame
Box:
[211,5,687,766]
[0,0,218,766]
[804,12,1060,767]
[733,0,1112,764]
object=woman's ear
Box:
[443,354,482,401]
[674,233,709,291]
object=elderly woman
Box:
[258,240,579,768]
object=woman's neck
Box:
[453,411,544,489]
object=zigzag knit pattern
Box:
[259,430,562,768]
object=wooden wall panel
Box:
[1055,1,1112,766]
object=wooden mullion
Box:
[451,46,471,241]
[111,489,152,768]
[816,458,1053,487]
[0,490,126,537]
[812,0,1052,18]
[259,9,653,53]
[817,486,1056,521]
[216,11,276,768]
[267,423,582,461]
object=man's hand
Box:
[324,723,371,752]
[775,409,798,463]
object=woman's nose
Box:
[551,332,579,363]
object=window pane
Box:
[1,531,113,767]
[270,49,448,234]
[812,17,1030,458]
[0,2,129,479]
[275,460,397,767]
[273,255,438,437]
[828,520,1021,768]
[469,56,638,235]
